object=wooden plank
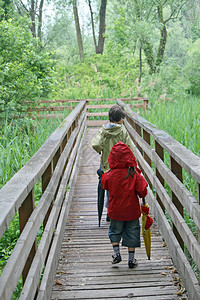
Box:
[87,120,109,127]
[87,112,108,117]
[86,104,113,109]
[34,114,65,119]
[28,106,71,112]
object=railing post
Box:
[143,129,152,189]
[86,100,89,122]
[19,189,37,283]
[42,162,52,229]
[198,183,200,245]
[197,182,200,284]
[135,124,143,155]
[155,141,165,212]
[170,157,184,250]
[144,99,148,110]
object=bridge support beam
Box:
[19,189,37,283]
[170,157,184,251]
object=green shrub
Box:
[185,39,200,95]
[0,18,57,117]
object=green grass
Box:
[0,116,66,189]
[141,96,200,157]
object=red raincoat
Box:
[101,141,148,221]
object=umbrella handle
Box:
[142,198,146,205]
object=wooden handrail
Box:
[0,101,87,299]
[117,99,200,300]
[23,98,148,121]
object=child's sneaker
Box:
[112,253,122,264]
[128,258,138,269]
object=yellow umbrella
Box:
[141,198,153,260]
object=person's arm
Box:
[91,128,103,153]
[135,172,148,198]
[101,173,109,191]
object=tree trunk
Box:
[73,0,84,59]
[88,0,97,53]
[133,0,155,73]
[30,0,36,37]
[142,40,156,74]
[139,47,142,83]
[156,24,167,69]
[96,0,107,54]
[38,0,45,41]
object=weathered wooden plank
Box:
[87,104,113,109]
[28,106,71,111]
[87,120,108,127]
[34,113,65,119]
[51,286,179,299]
[87,112,108,117]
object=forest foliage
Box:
[0,0,200,114]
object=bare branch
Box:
[164,1,187,24]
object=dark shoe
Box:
[128,258,138,269]
[112,253,122,264]
[106,213,110,222]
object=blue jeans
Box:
[109,219,141,248]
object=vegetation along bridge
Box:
[0,99,200,300]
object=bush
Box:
[0,18,57,117]
[185,39,200,95]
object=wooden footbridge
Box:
[0,99,200,300]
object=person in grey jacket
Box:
[91,105,134,221]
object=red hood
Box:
[108,141,137,169]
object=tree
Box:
[73,0,84,59]
[96,0,107,54]
[13,0,45,40]
[110,0,187,73]
[88,0,97,52]
[87,0,107,54]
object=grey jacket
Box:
[91,123,134,172]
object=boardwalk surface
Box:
[52,127,188,300]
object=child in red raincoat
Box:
[101,141,148,268]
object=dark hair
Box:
[109,105,125,122]
[124,166,136,179]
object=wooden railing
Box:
[25,97,148,121]
[3,98,199,299]
[0,101,87,300]
[117,99,200,300]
